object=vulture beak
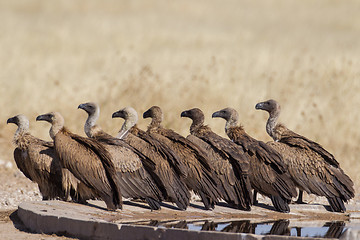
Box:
[112,111,123,119]
[180,110,189,118]
[212,111,222,118]
[78,103,86,110]
[143,109,151,119]
[255,102,264,110]
[7,117,16,124]
[36,114,51,122]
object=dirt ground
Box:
[0,168,77,240]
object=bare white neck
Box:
[84,109,100,137]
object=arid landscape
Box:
[0,0,359,238]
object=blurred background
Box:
[1,0,359,194]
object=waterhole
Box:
[132,219,346,238]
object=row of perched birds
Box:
[7,99,354,213]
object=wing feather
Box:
[55,129,122,209]
[279,128,339,167]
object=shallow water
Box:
[136,219,346,238]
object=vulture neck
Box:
[13,121,29,144]
[50,118,64,140]
[266,109,280,140]
[148,116,162,132]
[84,109,100,138]
[117,118,136,139]
[225,117,238,133]
[189,118,204,135]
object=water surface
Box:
[135,219,346,238]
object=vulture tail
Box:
[270,195,290,213]
[145,197,161,210]
[327,197,346,213]
[198,192,213,210]
[168,175,190,210]
[234,176,252,211]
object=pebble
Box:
[5,162,13,169]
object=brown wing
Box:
[248,152,297,200]
[268,142,354,201]
[149,130,221,205]
[186,134,250,208]
[197,128,250,174]
[103,142,163,201]
[195,128,252,209]
[279,128,339,167]
[137,130,187,177]
[229,128,287,173]
[14,148,33,181]
[227,127,297,199]
[55,129,122,209]
[122,132,190,210]
[26,139,64,199]
[61,167,97,201]
[157,127,211,171]
[33,137,98,202]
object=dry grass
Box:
[1,0,359,196]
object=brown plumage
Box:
[181,108,252,210]
[112,107,191,210]
[78,102,163,210]
[212,108,297,213]
[7,114,94,203]
[143,106,221,209]
[36,112,122,210]
[255,99,354,212]
[7,114,64,200]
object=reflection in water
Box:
[137,219,346,238]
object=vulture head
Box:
[143,106,163,121]
[212,108,239,128]
[78,102,100,137]
[112,107,138,123]
[78,102,99,117]
[143,106,163,130]
[36,112,65,139]
[7,114,29,129]
[181,108,205,128]
[255,99,281,115]
[112,107,138,139]
[7,115,30,139]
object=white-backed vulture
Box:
[181,108,252,210]
[78,102,164,210]
[255,99,354,212]
[212,108,298,213]
[7,114,64,200]
[112,107,191,210]
[143,106,221,210]
[36,112,122,210]
[7,115,94,203]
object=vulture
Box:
[7,114,65,200]
[212,108,297,213]
[7,114,94,203]
[143,106,221,210]
[36,112,122,210]
[112,107,191,210]
[78,102,163,210]
[255,99,354,212]
[181,108,252,210]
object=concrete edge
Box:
[17,203,341,240]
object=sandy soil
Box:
[0,169,77,240]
